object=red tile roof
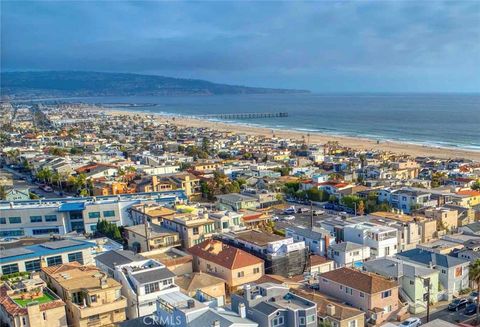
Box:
[188,239,263,270]
[320,267,398,294]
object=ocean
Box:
[45,93,480,151]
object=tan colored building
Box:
[142,248,193,276]
[188,239,264,292]
[318,267,401,326]
[175,272,226,299]
[294,290,365,327]
[124,223,181,253]
[40,262,127,327]
[162,213,217,249]
[424,207,459,231]
[0,275,67,327]
[129,204,176,225]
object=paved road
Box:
[1,167,67,199]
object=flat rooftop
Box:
[235,230,285,246]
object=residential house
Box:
[216,193,260,212]
[40,262,127,327]
[220,229,308,277]
[328,242,371,268]
[124,223,181,253]
[396,248,470,300]
[0,274,67,327]
[343,222,398,258]
[285,226,335,256]
[175,272,226,301]
[317,267,401,326]
[231,283,317,327]
[161,212,217,249]
[188,239,264,292]
[363,257,440,314]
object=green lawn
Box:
[13,292,56,307]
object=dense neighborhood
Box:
[1,101,480,327]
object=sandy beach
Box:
[100,108,480,161]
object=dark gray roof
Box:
[253,301,280,315]
[396,248,469,268]
[286,226,331,239]
[133,267,176,284]
[95,250,144,270]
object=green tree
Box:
[0,185,6,200]
[472,181,480,191]
[469,259,480,324]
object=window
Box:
[410,280,415,285]
[2,263,19,275]
[68,252,84,264]
[359,292,364,298]
[384,305,392,313]
[46,255,63,266]
[88,212,100,219]
[33,228,60,235]
[115,289,121,300]
[0,230,24,237]
[306,315,316,323]
[381,290,392,298]
[8,217,21,224]
[45,215,57,222]
[442,269,447,274]
[348,320,357,327]
[192,227,199,235]
[90,295,97,303]
[253,267,260,274]
[43,312,47,320]
[345,287,353,295]
[299,317,305,325]
[103,210,115,218]
[30,216,42,223]
[22,318,26,325]
[145,282,160,294]
[25,259,41,272]
[273,316,284,327]
[88,315,100,322]
[237,271,245,278]
[0,218,5,224]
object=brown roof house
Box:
[317,267,403,326]
[175,272,226,303]
[188,239,264,292]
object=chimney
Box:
[238,303,246,318]
[244,284,251,300]
[326,303,336,316]
[187,299,195,309]
[212,320,220,327]
[100,274,108,289]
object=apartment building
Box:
[41,262,127,327]
[208,210,244,233]
[378,188,435,214]
[231,283,317,327]
[216,193,260,211]
[0,274,67,327]
[0,191,185,237]
[343,222,398,258]
[188,239,264,292]
[220,229,308,277]
[424,207,459,231]
[318,268,400,326]
[161,212,217,249]
[113,258,178,319]
[0,239,95,276]
[124,223,181,253]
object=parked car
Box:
[297,207,310,213]
[283,215,295,221]
[312,210,325,216]
[283,206,296,214]
[468,291,478,303]
[39,184,53,192]
[464,302,478,316]
[400,317,422,327]
[448,298,468,311]
[272,216,280,222]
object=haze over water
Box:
[55,93,480,151]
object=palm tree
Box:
[469,259,480,324]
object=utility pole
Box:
[418,275,431,323]
[310,200,314,229]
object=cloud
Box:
[1,1,479,92]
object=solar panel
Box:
[1,247,34,258]
[40,240,79,249]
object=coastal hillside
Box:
[0,71,310,98]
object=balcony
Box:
[70,296,127,319]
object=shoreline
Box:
[95,107,480,161]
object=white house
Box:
[344,222,398,258]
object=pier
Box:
[195,112,288,120]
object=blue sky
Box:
[2,1,479,92]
